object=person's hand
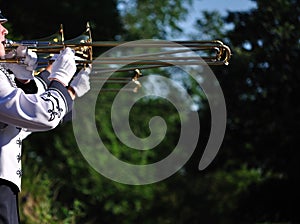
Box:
[48,47,76,86]
[4,63,34,80]
[23,48,38,71]
[69,66,91,97]
[4,45,26,59]
[4,46,38,80]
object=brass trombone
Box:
[1,23,232,92]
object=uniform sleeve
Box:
[34,69,74,123]
[35,70,74,124]
[34,69,51,93]
[0,77,73,132]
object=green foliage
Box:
[216,0,300,222]
[118,0,192,39]
[192,10,227,40]
[20,153,85,223]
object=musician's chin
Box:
[0,47,6,59]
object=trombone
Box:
[1,23,232,92]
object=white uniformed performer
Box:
[0,10,91,223]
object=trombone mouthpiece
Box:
[4,39,15,47]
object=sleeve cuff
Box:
[48,80,73,112]
[35,70,51,88]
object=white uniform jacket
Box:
[0,66,73,190]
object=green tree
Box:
[223,0,300,222]
[135,0,300,223]
[176,0,300,223]
[192,10,227,40]
[117,0,192,39]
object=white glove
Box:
[23,49,38,71]
[70,66,91,97]
[4,46,38,80]
[6,46,38,70]
[48,47,76,86]
[5,46,26,59]
[4,63,34,80]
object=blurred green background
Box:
[1,0,299,223]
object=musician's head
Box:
[0,10,8,57]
